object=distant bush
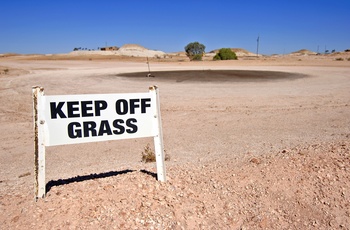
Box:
[335,58,344,61]
[213,48,237,60]
[213,54,221,61]
[192,54,203,61]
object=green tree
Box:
[213,48,238,60]
[185,42,205,61]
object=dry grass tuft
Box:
[141,143,170,163]
[141,144,156,163]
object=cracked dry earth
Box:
[1,58,350,229]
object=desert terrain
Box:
[1,50,350,229]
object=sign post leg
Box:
[32,86,46,199]
[149,86,166,182]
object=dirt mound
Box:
[232,48,258,57]
[0,53,21,57]
[290,49,317,56]
[117,44,165,58]
[118,44,147,51]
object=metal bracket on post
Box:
[32,86,46,200]
[149,85,166,182]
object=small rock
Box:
[250,157,261,164]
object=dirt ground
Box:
[1,55,350,229]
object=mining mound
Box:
[116,70,306,83]
[290,49,317,56]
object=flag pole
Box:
[256,35,260,58]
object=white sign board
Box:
[33,86,166,200]
[43,93,156,146]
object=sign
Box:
[44,93,156,146]
[32,86,166,200]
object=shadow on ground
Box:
[115,70,307,83]
[46,169,159,193]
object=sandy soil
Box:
[1,55,350,229]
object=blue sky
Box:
[1,0,349,55]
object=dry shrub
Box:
[141,144,156,163]
[141,143,170,163]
